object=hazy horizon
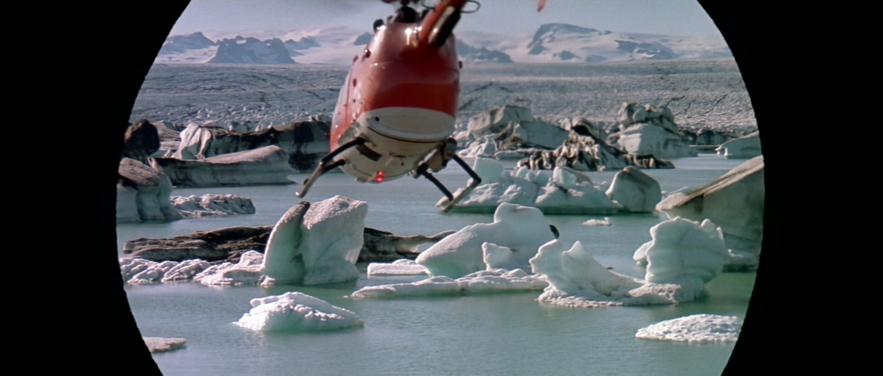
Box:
[169,0,724,39]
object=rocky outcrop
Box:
[361,228,456,262]
[122,225,454,263]
[122,225,271,262]
[154,145,295,187]
[117,158,182,222]
[122,120,161,164]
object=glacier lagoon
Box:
[121,154,756,376]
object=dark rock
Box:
[123,225,272,262]
[361,228,455,262]
[123,226,455,263]
[122,120,160,164]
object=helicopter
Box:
[296,0,545,212]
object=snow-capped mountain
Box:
[160,32,215,54]
[456,40,513,64]
[154,23,729,65]
[156,32,217,64]
[209,37,296,64]
[511,23,721,62]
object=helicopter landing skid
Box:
[417,153,482,213]
[296,138,365,198]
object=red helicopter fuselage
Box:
[297,0,482,211]
[329,11,461,183]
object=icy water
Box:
[121,154,757,376]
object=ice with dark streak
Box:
[261,196,367,286]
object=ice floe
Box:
[445,158,632,215]
[234,292,363,332]
[350,269,547,299]
[532,217,728,307]
[635,314,742,342]
[367,259,429,276]
[416,203,557,278]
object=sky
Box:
[169,0,723,38]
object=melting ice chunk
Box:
[235,292,363,332]
[635,314,742,342]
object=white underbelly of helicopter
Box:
[361,107,455,141]
[336,107,454,183]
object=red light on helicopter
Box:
[374,171,385,182]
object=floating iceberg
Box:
[261,196,366,286]
[367,259,429,276]
[716,131,761,159]
[635,314,742,342]
[634,217,730,295]
[445,158,629,215]
[350,269,547,299]
[154,145,295,187]
[117,157,182,222]
[532,217,729,307]
[235,292,363,332]
[143,337,187,353]
[656,156,764,270]
[416,203,557,278]
[194,250,264,286]
[171,194,256,218]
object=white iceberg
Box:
[716,131,761,159]
[636,217,730,296]
[446,158,623,215]
[261,196,367,286]
[121,258,178,284]
[416,203,556,278]
[656,156,764,270]
[171,194,256,217]
[367,259,429,276]
[120,257,211,284]
[635,314,742,342]
[194,250,264,286]
[605,166,661,213]
[350,269,547,299]
[582,217,611,226]
[117,158,182,222]
[234,292,363,332]
[532,217,729,307]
